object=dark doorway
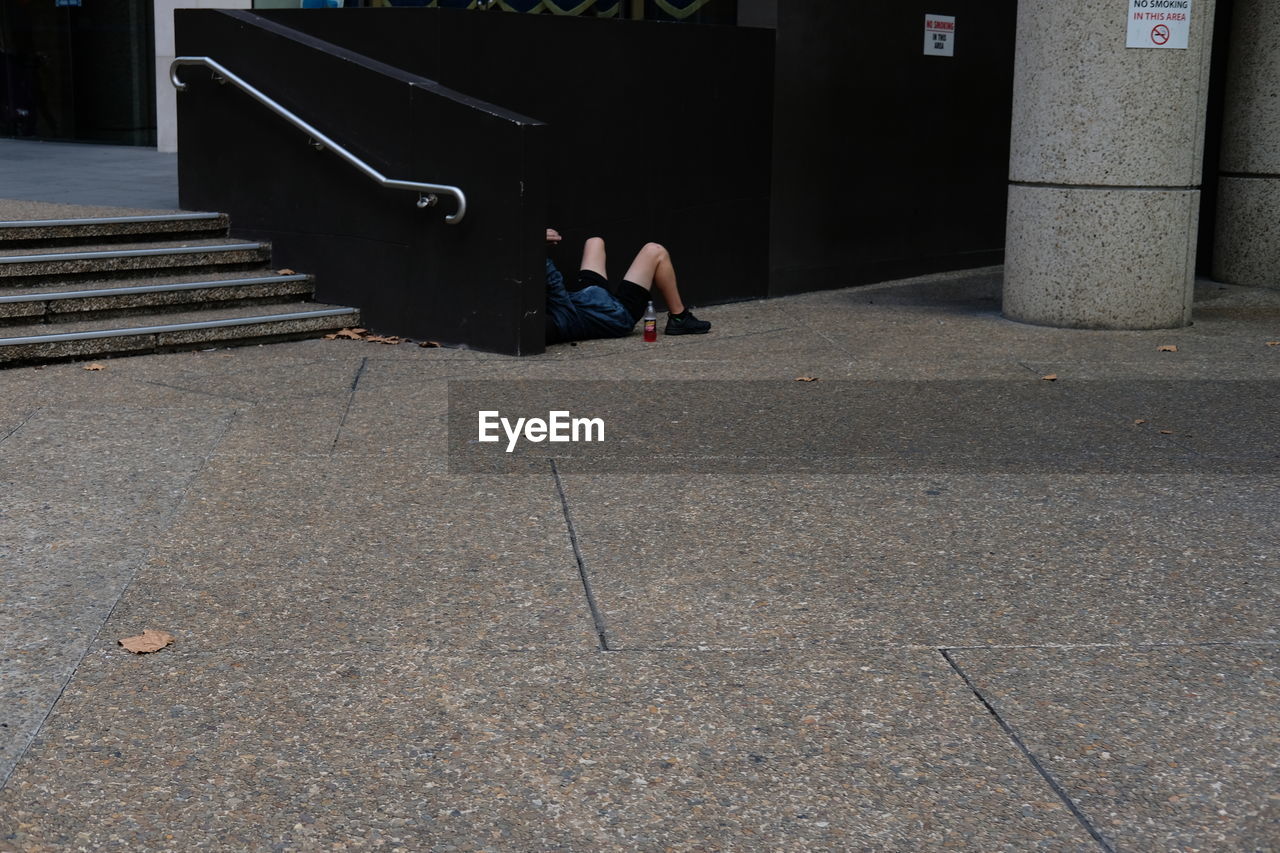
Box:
[1,0,156,145]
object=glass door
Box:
[1,0,156,145]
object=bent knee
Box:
[585,236,606,251]
[641,242,668,262]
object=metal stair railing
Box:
[171,56,468,225]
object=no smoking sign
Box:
[1127,0,1192,49]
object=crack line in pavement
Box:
[330,356,368,457]
[132,378,258,405]
[940,649,1116,853]
[0,406,40,446]
[550,459,611,651]
[0,410,240,795]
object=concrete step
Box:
[0,212,230,247]
[0,207,361,365]
[0,301,360,366]
[0,238,272,284]
[0,272,314,323]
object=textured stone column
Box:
[1213,0,1280,289]
[1003,0,1216,329]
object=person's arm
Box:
[546,257,565,290]
[545,228,565,290]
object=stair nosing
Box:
[0,243,269,265]
[0,274,313,304]
[0,213,224,229]
[0,307,358,346]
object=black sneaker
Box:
[665,309,711,335]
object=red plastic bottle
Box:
[642,301,657,342]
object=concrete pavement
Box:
[0,140,1278,850]
[0,139,180,210]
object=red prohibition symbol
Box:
[1151,24,1171,44]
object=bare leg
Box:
[579,237,608,279]
[622,242,686,315]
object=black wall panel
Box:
[769,1,1017,295]
[177,3,1026,346]
[175,11,547,354]
[257,7,776,308]
[1198,0,1236,277]
[279,3,1021,300]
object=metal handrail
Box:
[170,56,467,225]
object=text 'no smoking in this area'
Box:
[1127,0,1192,49]
[924,14,955,57]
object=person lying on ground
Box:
[543,228,711,344]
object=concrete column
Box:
[1212,0,1280,289]
[1003,0,1216,329]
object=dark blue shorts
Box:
[546,269,648,343]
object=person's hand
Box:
[545,228,562,246]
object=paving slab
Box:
[310,336,522,363]
[0,198,183,222]
[422,349,1034,381]
[0,548,145,790]
[947,644,1280,852]
[1019,355,1280,381]
[0,141,179,210]
[152,353,367,403]
[0,406,230,788]
[1,370,252,414]
[211,397,354,459]
[1048,379,1280,463]
[101,459,596,655]
[786,274,1280,374]
[0,210,1277,851]
[0,405,231,488]
[328,371,450,462]
[0,648,1094,851]
[558,473,1280,650]
[796,317,1280,377]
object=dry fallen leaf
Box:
[82,363,106,371]
[322,328,404,343]
[418,341,442,349]
[277,268,296,275]
[324,327,368,340]
[1159,430,1174,435]
[1041,374,1058,381]
[794,376,819,382]
[1157,345,1179,353]
[119,629,175,654]
[1267,341,1279,348]
[1134,419,1147,425]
